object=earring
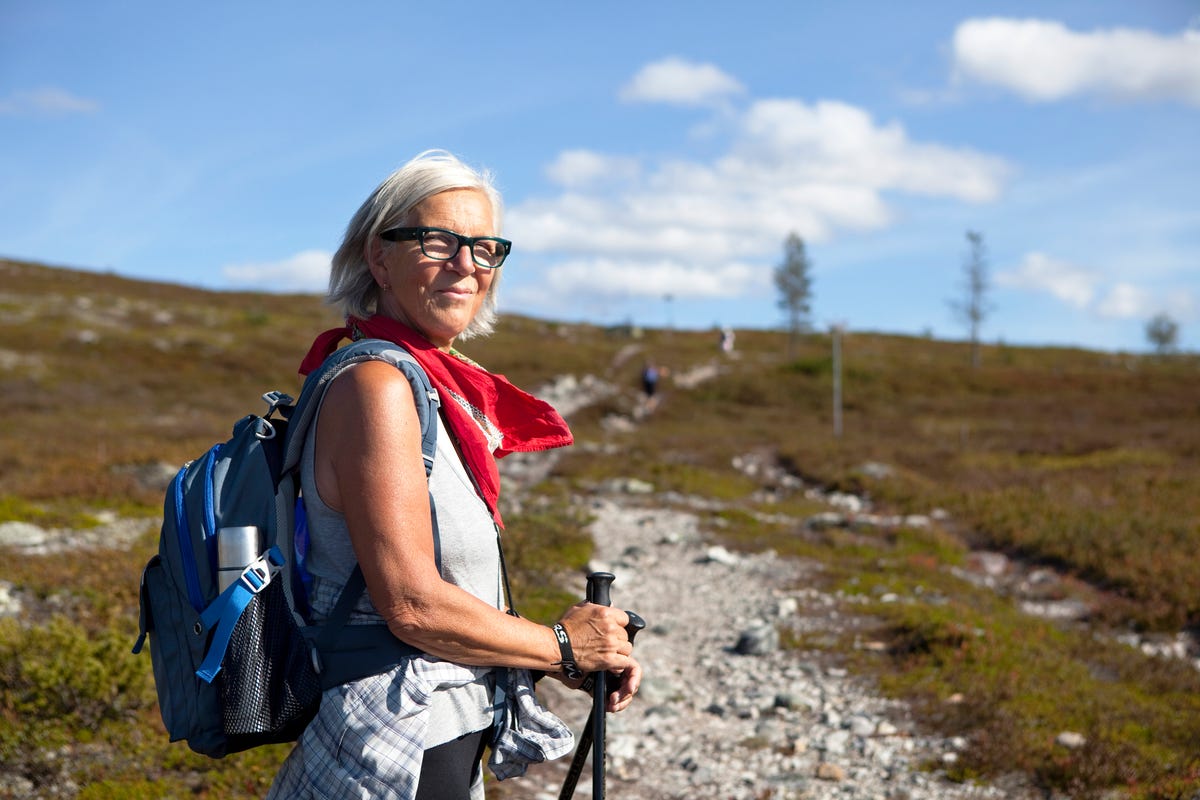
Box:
[381,282,391,290]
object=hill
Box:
[1,258,1198,798]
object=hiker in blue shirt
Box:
[268,150,642,800]
[641,360,666,413]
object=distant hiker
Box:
[268,150,642,800]
[719,326,735,354]
[641,360,664,413]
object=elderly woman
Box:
[268,150,641,800]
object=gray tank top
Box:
[300,362,503,746]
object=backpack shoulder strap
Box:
[282,338,440,477]
[278,339,441,686]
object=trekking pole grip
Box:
[586,571,615,607]
[625,611,646,643]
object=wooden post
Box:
[832,324,843,438]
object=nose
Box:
[445,244,477,275]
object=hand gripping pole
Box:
[559,572,646,800]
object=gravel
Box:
[493,495,1030,800]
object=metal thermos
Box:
[217,525,261,592]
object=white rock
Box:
[1056,731,1087,749]
[849,715,876,736]
[0,581,21,618]
[703,545,740,566]
[824,729,852,755]
[0,521,47,548]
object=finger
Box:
[606,662,641,712]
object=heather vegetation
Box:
[1,258,1198,798]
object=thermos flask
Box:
[217,526,261,592]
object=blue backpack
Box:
[133,339,438,758]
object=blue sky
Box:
[2,2,1197,353]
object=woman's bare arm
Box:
[314,360,633,677]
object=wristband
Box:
[551,623,584,681]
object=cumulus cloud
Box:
[508,76,1008,304]
[0,87,100,116]
[543,257,765,299]
[998,252,1197,322]
[996,252,1098,308]
[1095,282,1156,318]
[737,99,1006,202]
[951,18,1200,105]
[545,150,642,188]
[221,250,330,293]
[619,57,745,107]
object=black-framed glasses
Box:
[379,226,512,269]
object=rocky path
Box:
[491,355,1038,800]
[494,491,1023,800]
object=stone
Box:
[824,730,852,755]
[0,521,47,549]
[703,545,740,566]
[849,714,877,736]
[816,762,847,781]
[1056,731,1087,749]
[734,622,779,655]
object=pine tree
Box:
[949,230,992,369]
[774,232,814,358]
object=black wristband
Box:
[552,623,583,681]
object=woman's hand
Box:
[556,601,633,675]
[552,602,643,711]
[604,655,642,713]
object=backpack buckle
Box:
[261,391,295,417]
[237,559,274,594]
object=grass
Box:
[2,257,1199,797]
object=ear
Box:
[367,237,390,287]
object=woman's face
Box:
[369,189,497,349]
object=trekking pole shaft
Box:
[586,572,615,800]
[557,610,645,800]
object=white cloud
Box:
[0,87,100,116]
[221,249,330,293]
[737,99,1007,202]
[542,257,767,300]
[508,92,1008,307]
[952,18,1200,106]
[996,252,1097,308]
[619,57,745,107]
[998,252,1198,323]
[1095,282,1155,319]
[1095,283,1196,322]
[545,150,641,188]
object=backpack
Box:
[133,339,439,758]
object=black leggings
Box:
[414,728,490,800]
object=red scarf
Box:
[299,315,574,527]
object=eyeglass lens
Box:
[421,231,505,268]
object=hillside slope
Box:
[1,258,1198,798]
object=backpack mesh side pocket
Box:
[215,576,322,743]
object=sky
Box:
[2,1,1198,353]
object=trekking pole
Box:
[558,573,645,800]
[587,571,614,800]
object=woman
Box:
[268,150,642,799]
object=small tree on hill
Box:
[949,230,992,369]
[774,232,814,358]
[1145,312,1179,354]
